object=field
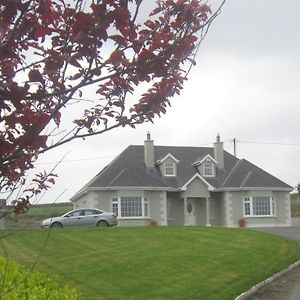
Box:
[1,227,300,300]
[5,202,73,229]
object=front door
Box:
[186,198,197,225]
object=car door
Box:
[80,209,101,226]
[61,210,82,227]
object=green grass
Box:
[5,203,73,229]
[1,227,300,300]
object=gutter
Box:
[214,187,293,192]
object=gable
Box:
[156,153,180,164]
[181,175,210,198]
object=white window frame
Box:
[243,196,275,217]
[164,161,176,176]
[203,161,214,177]
[112,196,150,219]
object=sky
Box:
[31,0,300,204]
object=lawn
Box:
[1,227,300,300]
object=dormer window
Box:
[193,154,216,178]
[165,162,175,176]
[203,161,214,177]
[156,153,179,177]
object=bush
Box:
[0,256,80,299]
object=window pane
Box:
[203,162,213,176]
[165,162,175,175]
[252,197,271,216]
[112,203,118,216]
[244,202,251,215]
[121,197,142,217]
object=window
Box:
[144,198,149,217]
[65,210,81,217]
[112,198,118,216]
[203,161,214,177]
[244,196,275,217]
[164,162,175,176]
[112,197,149,218]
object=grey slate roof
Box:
[72,145,291,198]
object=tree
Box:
[0,0,224,212]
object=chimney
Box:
[144,132,155,168]
[214,133,224,169]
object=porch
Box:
[166,195,222,227]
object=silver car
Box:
[41,208,118,228]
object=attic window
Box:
[203,161,214,177]
[164,162,176,176]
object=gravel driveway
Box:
[246,226,300,300]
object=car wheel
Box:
[50,222,63,228]
[97,220,108,227]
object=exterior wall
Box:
[145,190,167,226]
[78,189,167,227]
[220,190,291,228]
[274,191,291,226]
[92,191,111,211]
[73,193,89,209]
[209,193,223,226]
[73,188,291,228]
[166,192,183,226]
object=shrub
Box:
[0,256,80,299]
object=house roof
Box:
[71,145,292,200]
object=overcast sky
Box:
[33,0,300,204]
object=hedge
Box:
[0,256,80,299]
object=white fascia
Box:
[193,154,217,166]
[88,186,180,192]
[215,187,293,192]
[156,153,180,165]
[181,173,215,192]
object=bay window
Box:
[244,196,275,217]
[112,196,149,218]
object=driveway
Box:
[246,226,300,300]
[254,226,300,244]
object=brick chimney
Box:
[214,133,224,169]
[144,132,155,168]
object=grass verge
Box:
[0,227,300,300]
